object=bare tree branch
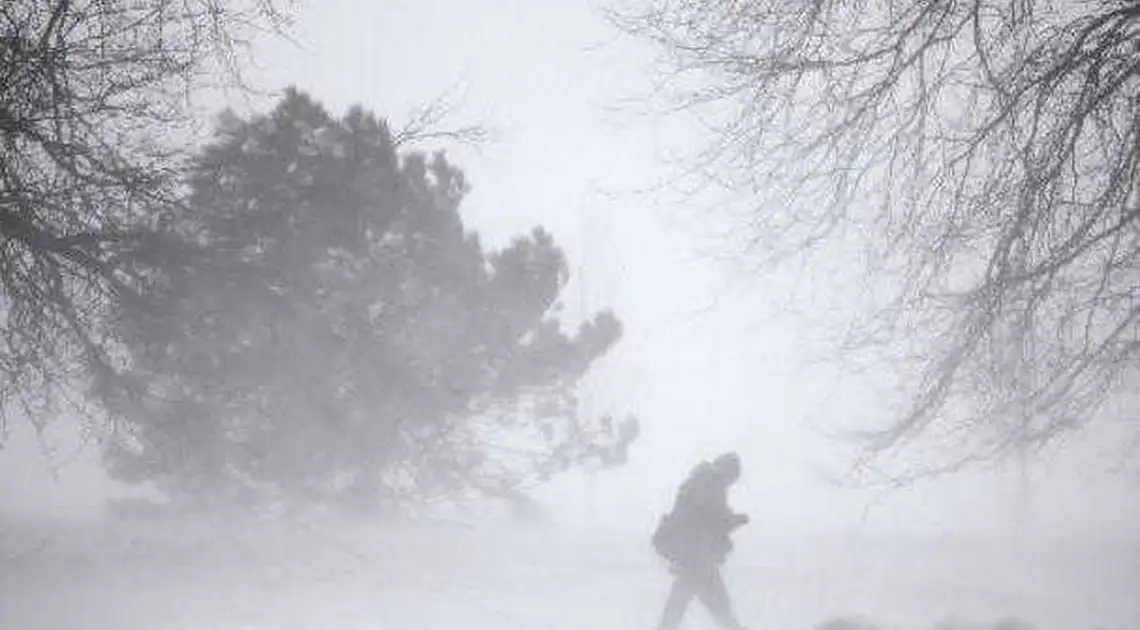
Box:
[0,0,297,453]
[611,0,1140,480]
[391,84,495,152]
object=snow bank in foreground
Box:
[814,617,1038,630]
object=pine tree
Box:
[104,89,636,511]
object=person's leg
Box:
[695,566,744,630]
[657,569,696,630]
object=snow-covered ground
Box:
[1,511,1137,630]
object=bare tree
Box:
[0,1,294,449]
[610,0,1140,480]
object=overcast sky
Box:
[2,0,1138,540]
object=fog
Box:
[2,1,1139,630]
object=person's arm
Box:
[705,484,749,533]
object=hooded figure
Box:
[652,452,748,630]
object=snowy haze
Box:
[2,1,1139,629]
[2,513,1138,630]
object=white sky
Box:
[2,0,1138,541]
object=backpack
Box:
[651,511,682,561]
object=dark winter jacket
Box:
[653,462,746,568]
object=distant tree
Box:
[103,90,637,511]
[611,0,1140,480]
[0,0,293,450]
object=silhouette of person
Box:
[652,452,748,630]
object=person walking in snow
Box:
[652,452,749,630]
